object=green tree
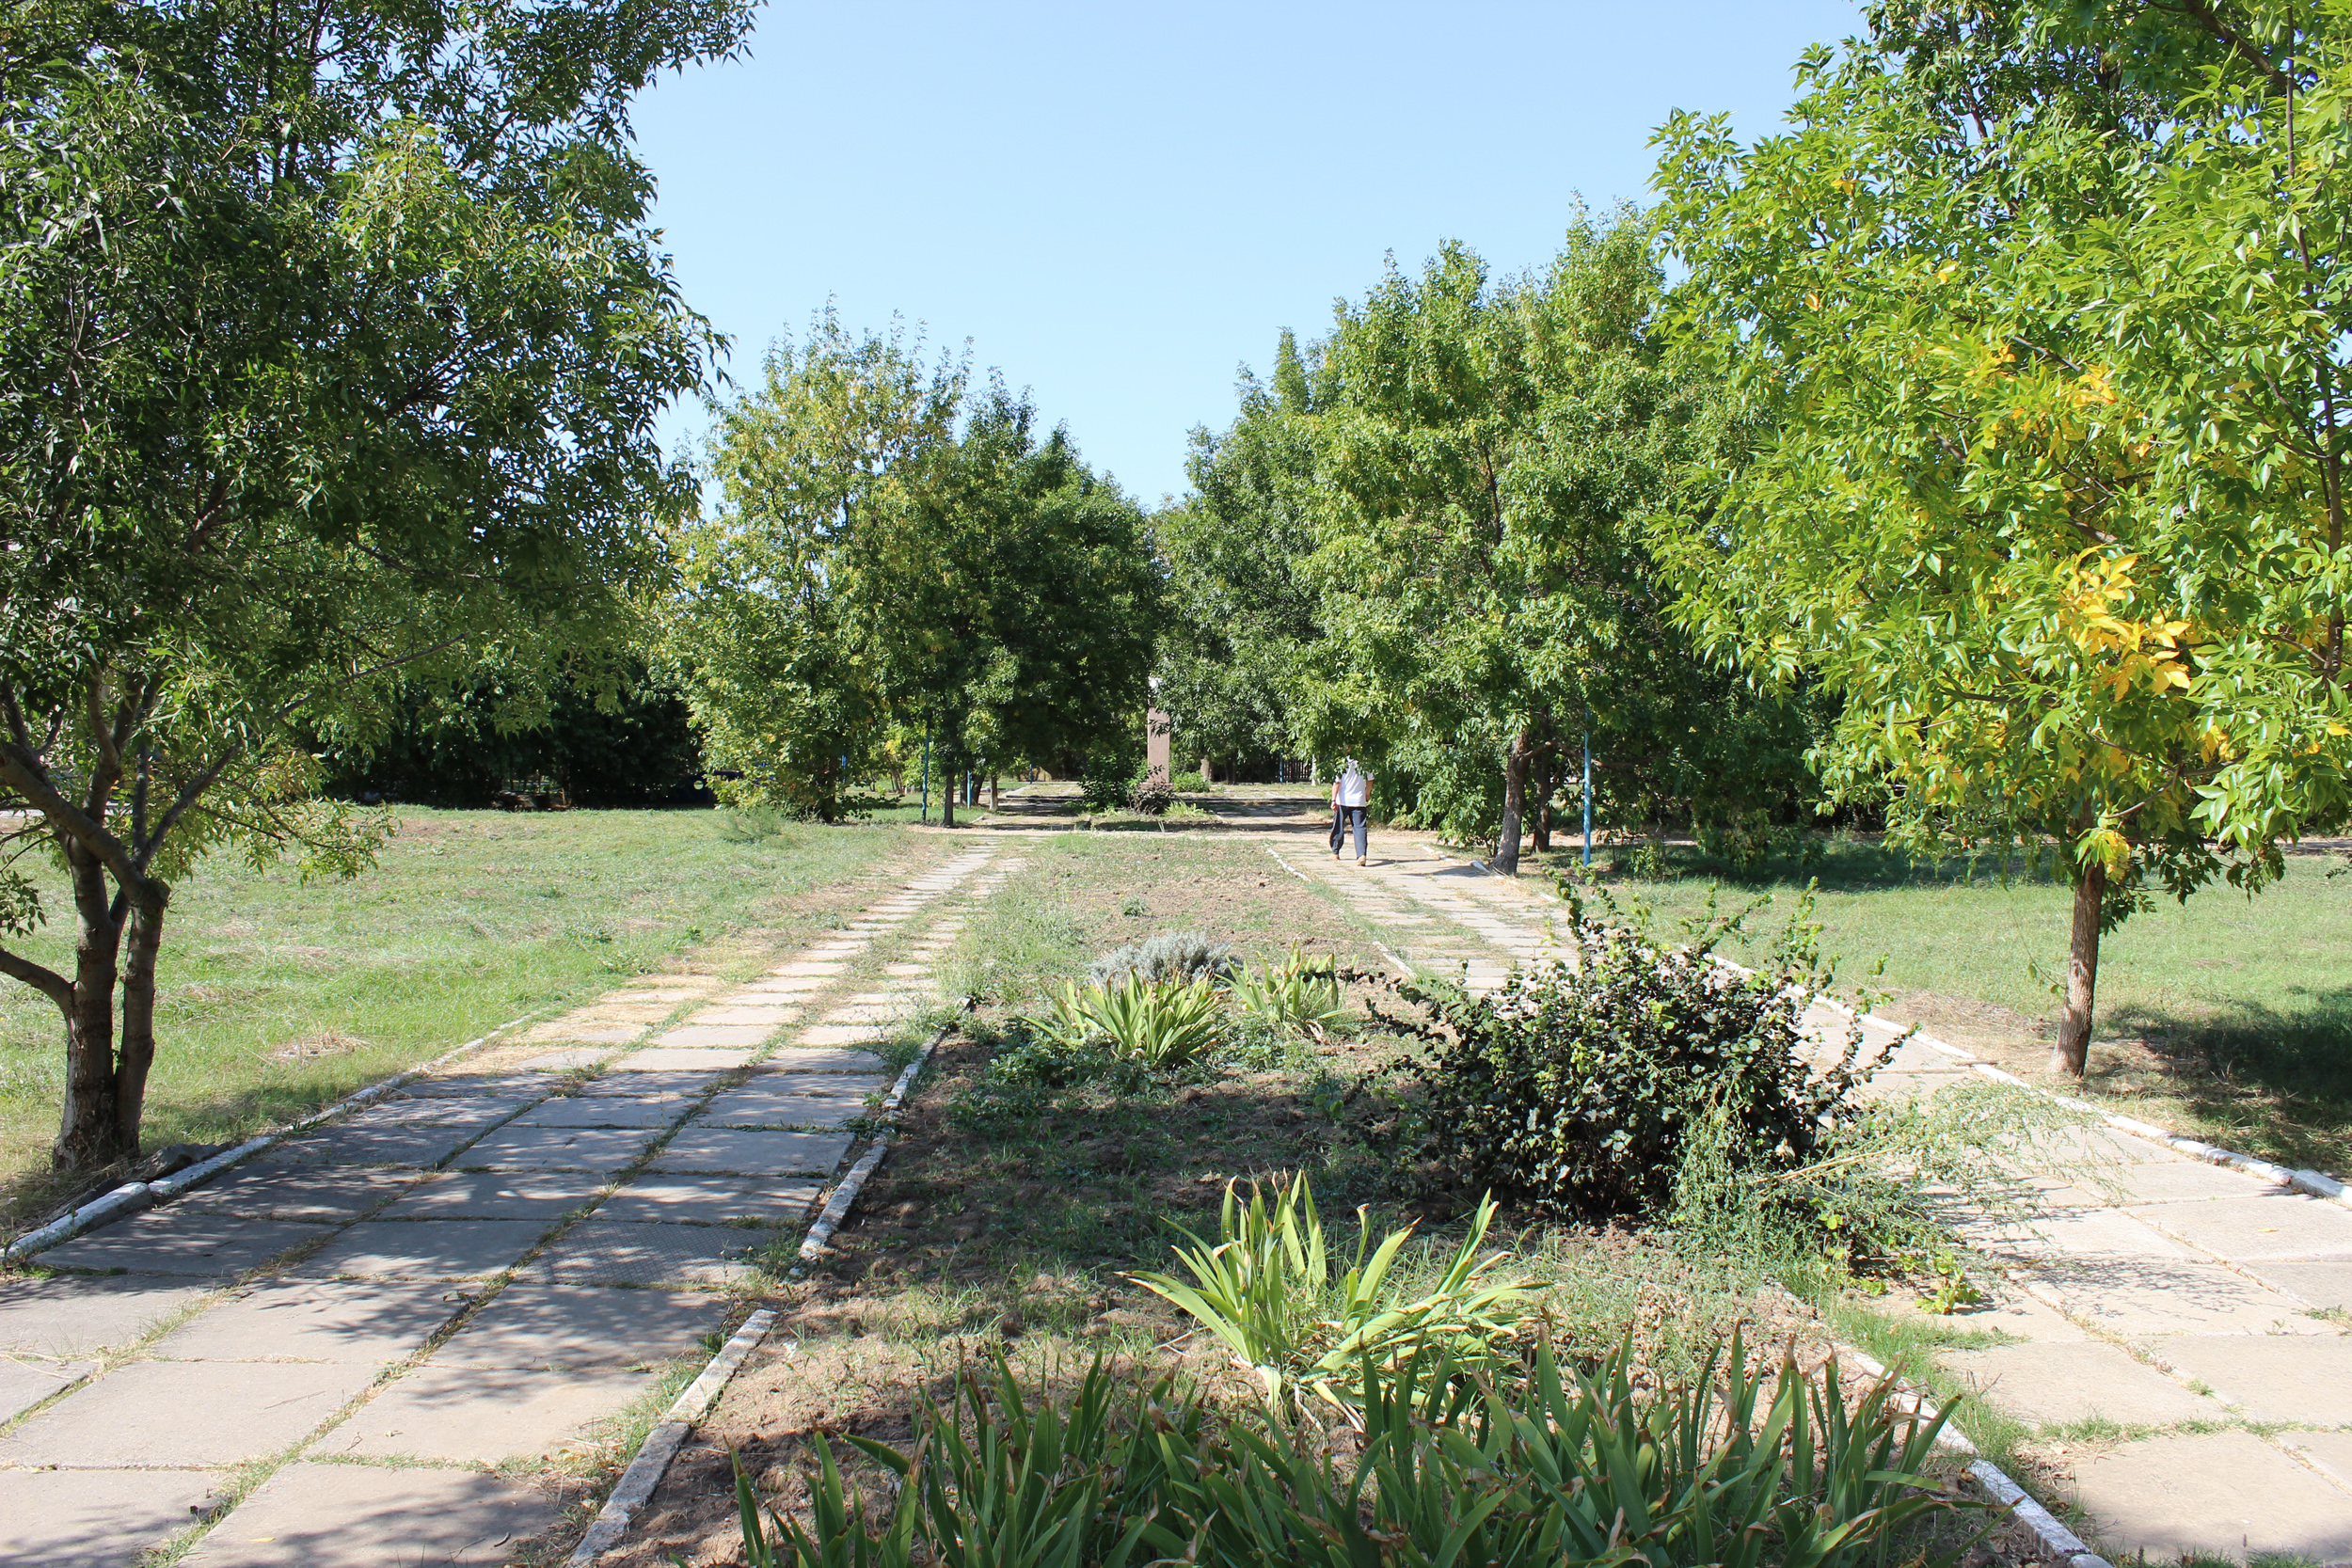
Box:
[675,328,1161,828]
[1295,216,1753,871]
[1653,1,2352,1075]
[670,317,963,820]
[0,0,747,1171]
[1155,333,1326,778]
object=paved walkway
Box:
[1227,791,2352,1565]
[0,842,1008,1567]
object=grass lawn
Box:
[1537,835,2352,1174]
[0,807,913,1231]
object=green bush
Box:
[1232,943,1343,1038]
[1384,893,1875,1219]
[1027,972,1222,1069]
[1079,741,1143,811]
[1089,928,1234,985]
[1169,768,1208,791]
[1127,777,1174,815]
[736,1336,1971,1568]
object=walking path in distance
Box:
[1216,787,2352,1566]
[0,842,1004,1568]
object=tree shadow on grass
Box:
[2100,986,2352,1174]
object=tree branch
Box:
[0,942,71,1011]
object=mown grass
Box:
[0,807,909,1230]
[1542,835,2352,1173]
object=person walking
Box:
[1331,757,1373,866]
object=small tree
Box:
[0,0,747,1169]
[1653,2,2352,1075]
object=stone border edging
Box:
[795,1006,961,1266]
[564,1306,780,1568]
[1838,1341,2112,1568]
[2,1006,544,1263]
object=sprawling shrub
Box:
[1128,776,1175,815]
[1384,894,1874,1218]
[1089,928,1235,985]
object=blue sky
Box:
[631,0,1862,506]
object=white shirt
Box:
[1337,768,1369,808]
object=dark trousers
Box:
[1331,805,1367,857]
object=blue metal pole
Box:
[1581,719,1593,868]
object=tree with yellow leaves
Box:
[1654,1,2352,1076]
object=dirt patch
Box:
[264,1029,368,1063]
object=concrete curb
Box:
[795,1006,961,1266]
[1838,1343,2112,1568]
[564,1307,780,1568]
[3,1006,543,1264]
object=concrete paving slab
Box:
[177,1461,552,1568]
[697,1005,803,1026]
[456,1124,657,1172]
[389,1072,549,1100]
[738,978,825,997]
[37,1212,331,1277]
[595,1173,822,1225]
[0,1354,89,1420]
[527,1220,769,1287]
[821,1004,907,1025]
[431,1282,728,1369]
[2243,1259,2352,1309]
[373,1170,607,1220]
[1876,1287,2090,1342]
[2070,1430,2352,1562]
[700,1078,883,1128]
[2129,1193,2352,1262]
[173,1167,421,1223]
[516,1048,616,1070]
[571,1001,675,1023]
[771,960,846,976]
[2285,1430,2352,1494]
[288,1218,548,1280]
[521,1017,643,1045]
[0,1467,221,1567]
[651,1126,851,1176]
[1981,1253,2327,1338]
[336,1097,528,1131]
[253,1125,479,1169]
[508,1094,689,1129]
[0,1275,207,1356]
[1980,1205,2200,1261]
[797,1022,891,1048]
[0,1357,373,1466]
[150,1278,464,1364]
[2139,1333,2352,1423]
[576,1067,721,1096]
[316,1363,652,1463]
[2087,1161,2292,1204]
[621,974,721,992]
[654,1022,774,1049]
[618,1046,757,1069]
[1936,1340,2222,1428]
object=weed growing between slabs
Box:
[606,833,2065,1568]
[0,808,909,1231]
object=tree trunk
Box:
[2052,860,2105,1078]
[1494,730,1532,875]
[1200,755,1211,784]
[56,843,128,1169]
[1532,794,1551,854]
[114,896,167,1148]
[989,773,999,810]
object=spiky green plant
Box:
[1022,971,1223,1069]
[1128,1173,1539,1407]
[1232,943,1344,1037]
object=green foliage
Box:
[1130,1174,1538,1407]
[1231,944,1344,1038]
[671,319,1162,823]
[1028,973,1223,1069]
[1651,4,2352,1066]
[1126,778,1174,816]
[738,1338,1971,1568]
[0,0,749,1164]
[1388,894,1873,1218]
[1078,740,1144,812]
[1168,769,1210,792]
